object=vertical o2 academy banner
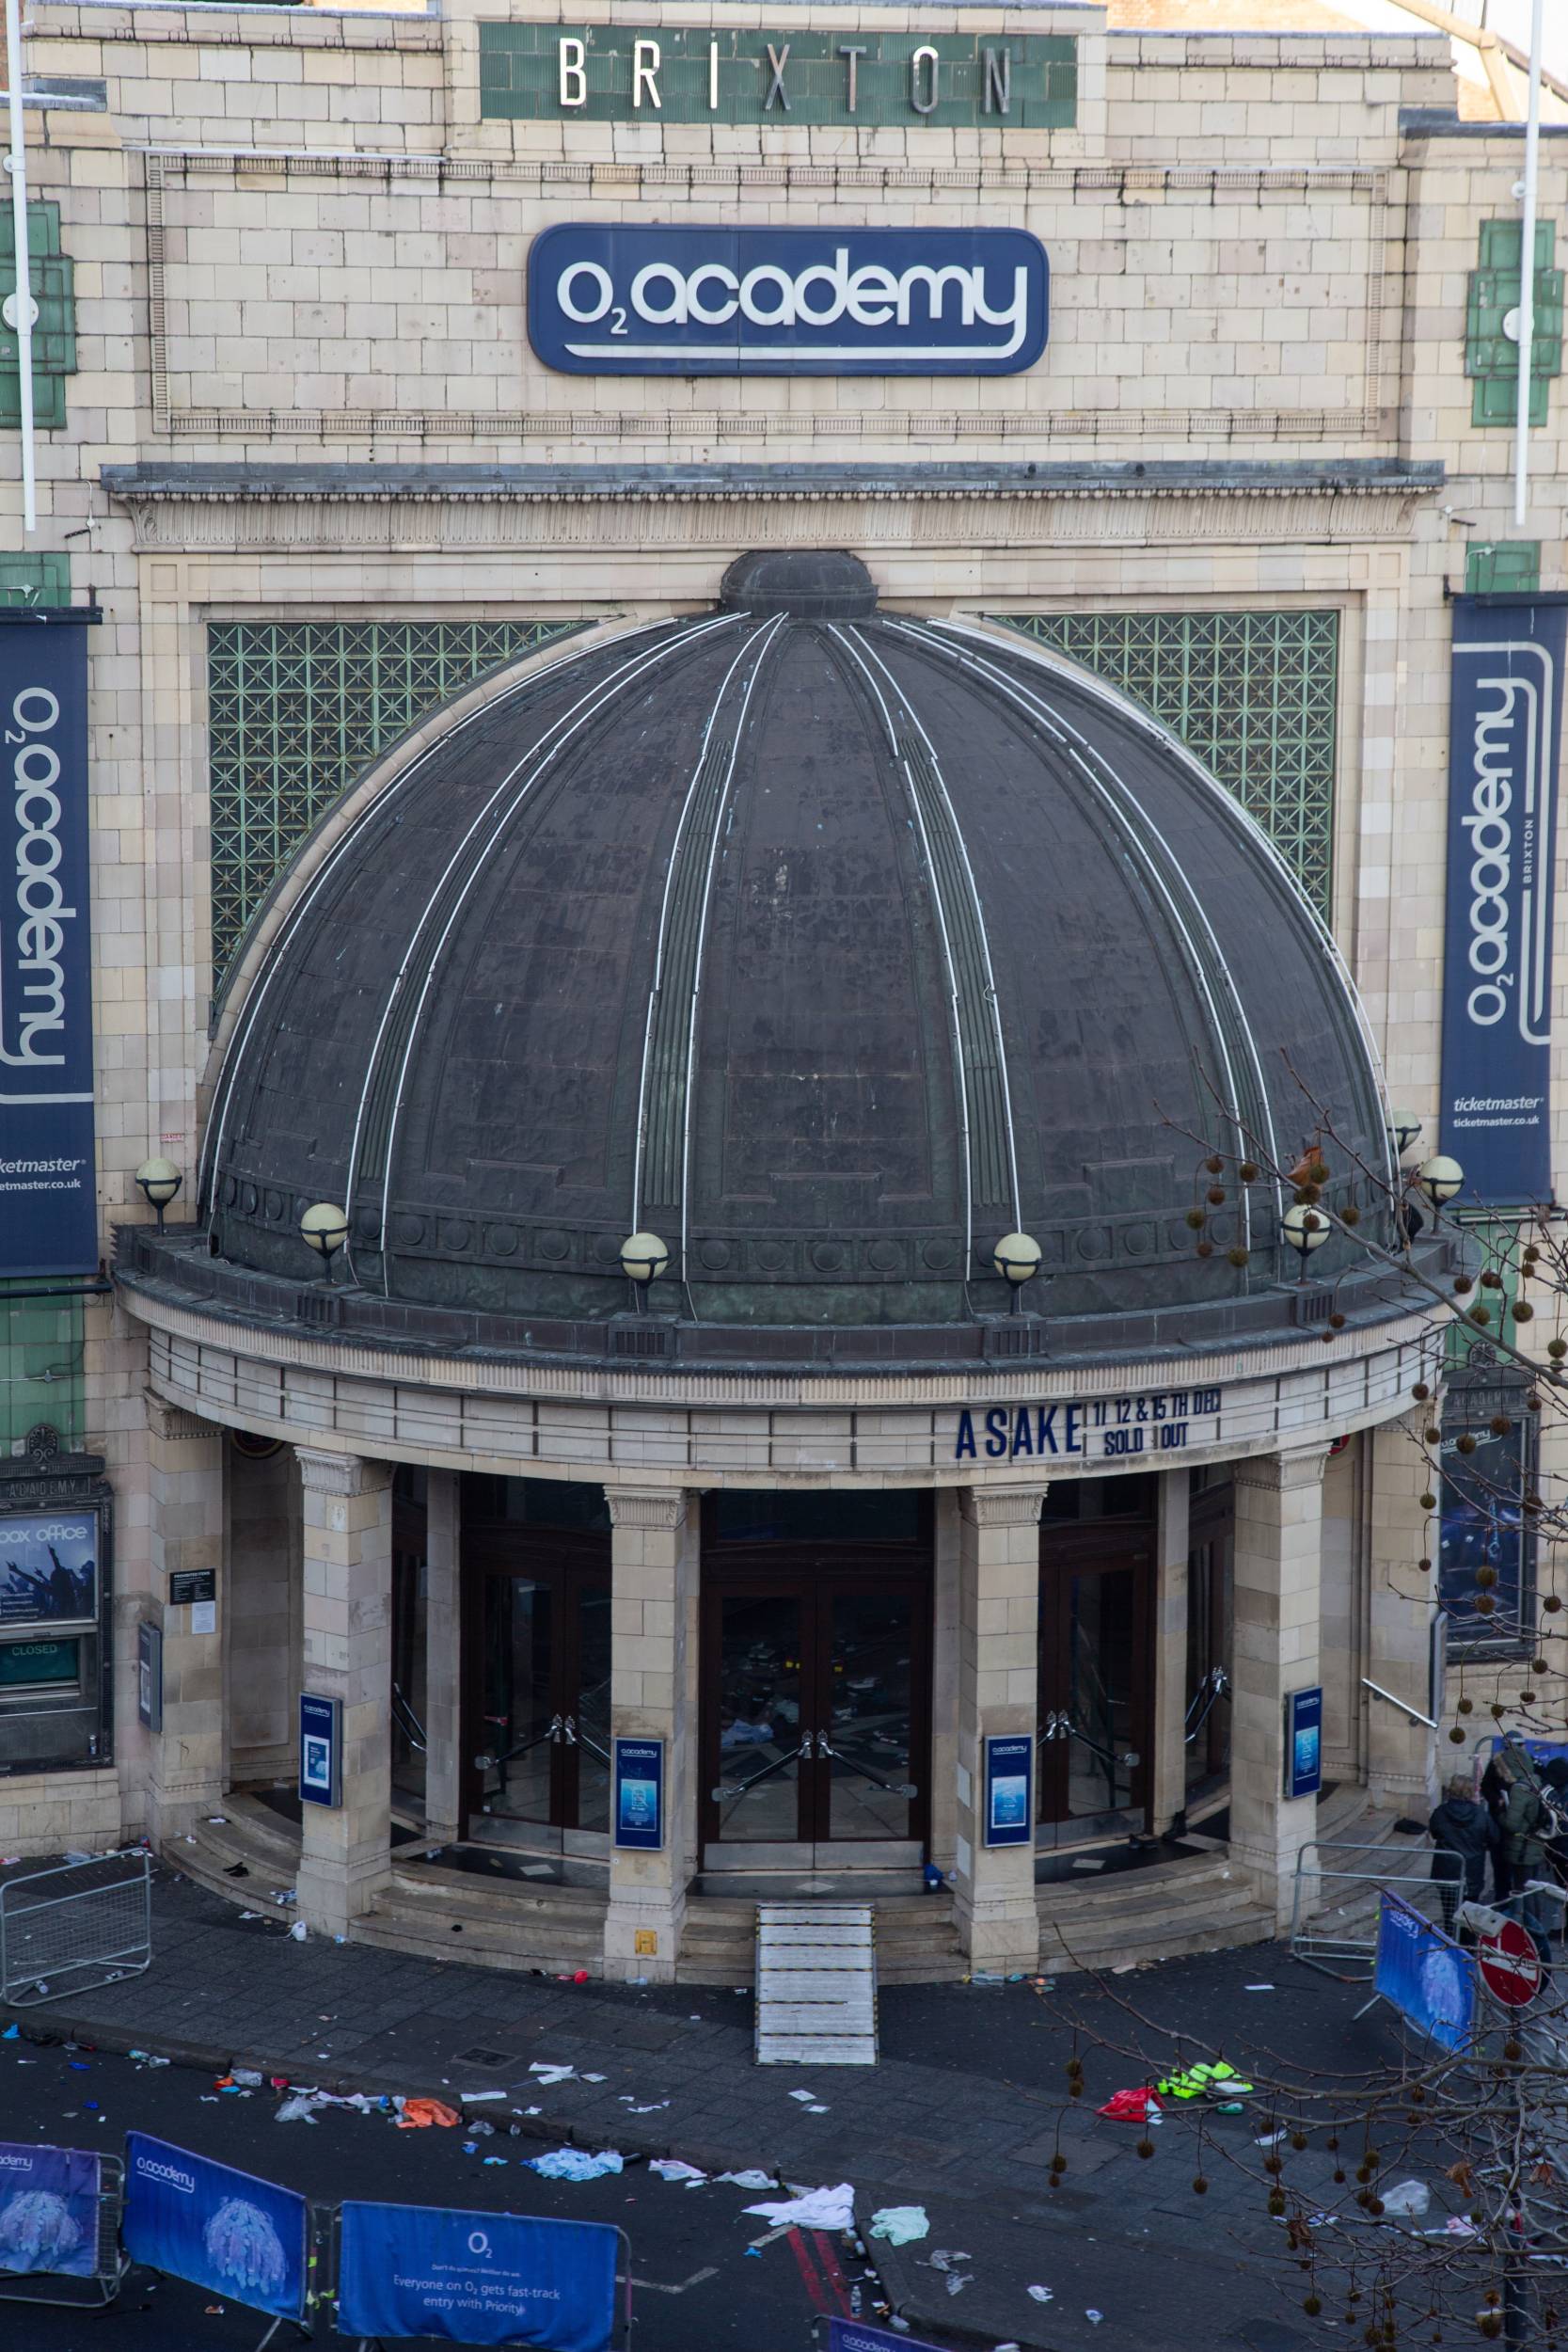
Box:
[1441,597,1565,1203]
[0,617,95,1275]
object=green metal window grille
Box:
[0,203,77,431]
[0,552,70,608]
[993,610,1338,918]
[0,1289,86,1454]
[1465,540,1542,596]
[1465,219,1562,430]
[208,619,584,986]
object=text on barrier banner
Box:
[336,2200,619,2350]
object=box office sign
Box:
[529,225,1049,377]
[483,24,1077,131]
[0,613,96,1277]
[1440,596,1565,1204]
[0,1509,98,1631]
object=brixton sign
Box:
[529,224,1050,377]
[481,24,1078,130]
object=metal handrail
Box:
[1184,1665,1231,1743]
[1361,1676,1436,1729]
[390,1680,427,1754]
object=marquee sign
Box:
[1440,596,1564,1204]
[528,224,1049,377]
[953,1385,1224,1465]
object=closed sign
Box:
[528,223,1049,376]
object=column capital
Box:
[606,1487,689,1531]
[295,1447,392,1499]
[1232,1443,1332,1496]
[144,1390,220,1443]
[958,1486,1046,1528]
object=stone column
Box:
[422,1470,464,1845]
[145,1394,228,1845]
[1366,1408,1439,1812]
[953,1487,1044,1975]
[294,1449,394,1938]
[1229,1446,1329,1931]
[604,1488,698,1984]
[1150,1468,1191,1836]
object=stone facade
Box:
[0,0,1560,1961]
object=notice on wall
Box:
[0,615,96,1277]
[1440,596,1565,1204]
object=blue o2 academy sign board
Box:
[1374,1893,1475,2055]
[1440,596,1565,1203]
[613,1735,664,1851]
[0,614,96,1277]
[122,2133,309,2322]
[1285,1686,1323,1801]
[984,1732,1033,1847]
[337,2201,619,2350]
[0,2140,101,2278]
[299,1690,342,1807]
[529,224,1048,376]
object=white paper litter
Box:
[618,2098,670,2113]
[529,2063,576,2086]
[717,2170,775,2189]
[788,2090,816,2104]
[287,1920,308,1943]
[460,2091,507,2104]
[651,2160,708,2186]
[743,2184,855,2233]
[1027,2285,1053,2304]
[1244,1984,1275,1992]
[1379,2180,1431,2218]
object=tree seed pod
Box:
[1239,1161,1259,1182]
[1420,1491,1437,1510]
[1413,1381,1431,1400]
[1205,1154,1224,1174]
[1196,1240,1215,1259]
[1456,1433,1478,1454]
[1329,1311,1346,1329]
[1185,1208,1207,1229]
[1226,1247,1249,1267]
[1207,1187,1226,1206]
[1513,1300,1534,1321]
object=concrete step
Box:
[1038,1894,1275,1978]
[355,1901,607,1976]
[1037,1855,1237,1924]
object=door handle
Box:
[562,1715,578,1746]
[548,1712,564,1744]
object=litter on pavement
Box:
[1097,2088,1163,2122]
[716,2170,775,2189]
[527,2149,624,2183]
[1380,2181,1431,2218]
[868,2207,928,2247]
[1155,2059,1252,2103]
[743,2184,856,2233]
[926,2250,972,2297]
[651,2160,707,2186]
[1027,2285,1054,2304]
[395,2098,461,2129]
[529,2063,576,2086]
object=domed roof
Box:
[201,553,1394,1364]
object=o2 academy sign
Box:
[482,24,1077,130]
[530,225,1049,376]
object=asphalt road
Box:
[0,2038,863,2352]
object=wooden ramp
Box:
[754,1903,878,2066]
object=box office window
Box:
[1439,1376,1535,1648]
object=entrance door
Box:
[1037,1533,1153,1844]
[462,1548,612,1847]
[701,1578,928,1862]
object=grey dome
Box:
[201,562,1393,1356]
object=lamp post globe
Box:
[992,1232,1042,1311]
[620,1232,670,1289]
[300,1200,350,1282]
[1281,1201,1329,1261]
[1387,1108,1423,1158]
[134,1156,182,1233]
[1417,1154,1465,1209]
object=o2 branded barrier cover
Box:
[0,616,97,1279]
[336,2201,619,2350]
[123,2133,309,2320]
[1374,1892,1476,2054]
[0,2141,101,2278]
[529,223,1049,376]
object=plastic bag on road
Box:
[869,2208,928,2247]
[1380,2180,1431,2218]
[744,2184,855,2232]
[651,2160,707,2186]
[528,2149,624,2183]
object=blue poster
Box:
[337,2201,619,2351]
[0,616,96,1277]
[1440,596,1565,1203]
[529,224,1048,377]
[122,2133,309,2321]
[1285,1686,1323,1801]
[299,1691,341,1807]
[0,1508,99,1629]
[984,1732,1033,1847]
[0,2141,100,2279]
[1374,1893,1476,2054]
[612,1736,663,1851]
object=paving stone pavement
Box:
[0,1863,1425,2348]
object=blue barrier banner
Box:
[0,616,97,1277]
[123,2133,309,2321]
[0,2141,100,2278]
[1440,596,1566,1203]
[337,2201,618,2350]
[528,223,1049,377]
[1374,1892,1476,2053]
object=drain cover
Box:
[453,2046,517,2069]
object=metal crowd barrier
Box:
[0,2149,128,2313]
[0,1851,152,2007]
[1291,1840,1458,1979]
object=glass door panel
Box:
[391,1547,428,1813]
[1064,1567,1135,1819]
[825,1593,915,1842]
[569,1583,613,1836]
[712,1593,805,1843]
[478,1576,556,1827]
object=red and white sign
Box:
[1479,1917,1543,2009]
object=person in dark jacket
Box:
[1429,1776,1499,1938]
[1481,1754,1513,1903]
[1501,1764,1556,1963]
